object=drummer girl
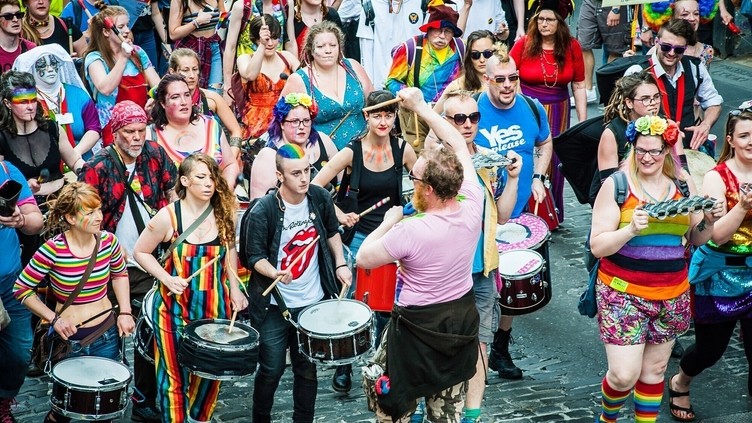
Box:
[13,182,135,423]
[133,153,248,423]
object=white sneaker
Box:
[570,88,598,107]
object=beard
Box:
[412,183,428,212]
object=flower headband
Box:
[625,115,680,147]
[273,93,318,123]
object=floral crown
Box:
[273,93,318,123]
[625,115,680,147]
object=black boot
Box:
[488,328,523,380]
[332,364,352,392]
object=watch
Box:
[611,7,620,14]
[533,173,547,183]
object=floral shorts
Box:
[596,280,691,345]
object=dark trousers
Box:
[341,18,361,62]
[129,267,158,407]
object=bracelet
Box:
[229,136,243,148]
[192,19,200,29]
[50,314,60,327]
[533,173,547,183]
[336,264,348,270]
[118,312,134,318]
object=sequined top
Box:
[707,162,752,255]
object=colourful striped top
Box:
[150,116,224,166]
[14,231,127,304]
[598,188,690,300]
[707,162,752,255]
[384,36,464,103]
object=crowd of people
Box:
[0,0,749,422]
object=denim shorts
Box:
[473,271,497,344]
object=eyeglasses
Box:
[445,111,481,125]
[407,170,425,184]
[432,28,455,38]
[657,42,687,55]
[0,11,24,21]
[284,118,312,127]
[635,147,665,157]
[489,74,519,84]
[470,49,494,60]
[632,93,662,106]
[536,16,557,24]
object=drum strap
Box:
[158,204,214,264]
[270,288,293,323]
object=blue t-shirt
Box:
[475,93,550,218]
[0,162,33,277]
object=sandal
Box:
[668,375,696,422]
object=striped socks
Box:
[633,380,663,422]
[598,377,631,423]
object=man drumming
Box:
[242,143,352,423]
[357,87,481,422]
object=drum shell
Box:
[498,250,551,316]
[526,187,560,231]
[296,299,374,365]
[355,263,397,312]
[134,317,155,364]
[50,357,131,420]
[178,319,259,380]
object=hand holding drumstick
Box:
[166,256,220,296]
[262,235,321,296]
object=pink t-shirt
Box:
[382,178,482,307]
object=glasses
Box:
[407,170,425,184]
[445,112,481,125]
[632,93,662,106]
[489,74,519,84]
[284,118,312,127]
[635,147,665,157]
[537,16,557,24]
[657,42,687,55]
[0,11,24,21]
[470,49,494,60]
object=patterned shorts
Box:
[596,280,691,345]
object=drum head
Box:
[685,149,715,192]
[184,319,259,348]
[51,357,131,387]
[298,299,372,337]
[496,213,550,251]
[498,250,544,279]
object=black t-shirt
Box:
[41,17,83,51]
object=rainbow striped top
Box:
[598,189,690,300]
[14,231,127,304]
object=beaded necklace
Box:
[540,50,558,88]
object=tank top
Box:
[0,125,63,181]
[707,162,752,255]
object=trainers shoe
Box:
[132,404,161,423]
[0,398,17,423]
[461,417,483,423]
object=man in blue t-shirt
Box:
[473,49,552,381]
[0,161,43,422]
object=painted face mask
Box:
[34,55,60,87]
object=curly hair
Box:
[462,30,496,92]
[150,73,200,130]
[644,0,717,32]
[0,71,49,135]
[603,70,659,124]
[84,6,145,76]
[302,21,344,66]
[719,110,752,163]
[421,148,464,201]
[45,182,102,235]
[175,153,237,246]
[523,10,572,69]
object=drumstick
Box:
[262,235,321,296]
[77,0,94,20]
[337,282,348,302]
[167,256,220,296]
[227,310,238,334]
[413,112,420,148]
[337,197,391,231]
[533,200,539,216]
[362,97,403,113]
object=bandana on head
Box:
[110,100,148,135]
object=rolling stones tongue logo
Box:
[281,226,318,279]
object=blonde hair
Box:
[624,135,682,184]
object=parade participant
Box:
[14,44,101,160]
[433,30,494,112]
[148,74,239,189]
[0,0,36,72]
[642,0,716,68]
[250,92,338,200]
[510,0,585,224]
[78,101,177,423]
[84,5,160,147]
[289,0,342,57]
[14,181,135,423]
[21,0,86,56]
[589,115,722,423]
[169,0,223,93]
[168,48,244,159]
[356,87,480,422]
[242,143,351,423]
[0,160,43,423]
[474,46,552,380]
[311,90,418,392]
[668,109,752,422]
[281,21,372,150]
[429,90,521,423]
[458,0,508,41]
[133,153,248,423]
[236,15,300,141]
[60,0,117,33]
[384,0,464,149]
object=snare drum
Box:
[178,319,259,380]
[134,289,156,364]
[355,263,397,312]
[497,249,550,315]
[496,213,551,287]
[50,357,131,420]
[297,299,374,365]
[526,186,560,231]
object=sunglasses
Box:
[657,42,687,55]
[489,74,519,84]
[0,11,24,21]
[470,49,494,60]
[445,111,481,125]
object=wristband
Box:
[192,19,200,29]
[336,264,348,270]
[118,312,134,318]
[229,136,243,148]
[611,7,620,14]
[50,314,60,327]
[533,173,547,183]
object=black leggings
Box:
[680,318,752,395]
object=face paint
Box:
[10,88,37,105]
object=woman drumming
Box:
[667,109,752,422]
[148,74,239,188]
[134,153,248,423]
[590,115,722,423]
[509,0,585,223]
[169,0,224,93]
[13,182,135,423]
[236,14,300,141]
[84,5,160,147]
[21,0,87,56]
[250,92,338,199]
[433,30,495,112]
[281,21,373,150]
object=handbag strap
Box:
[58,233,101,314]
[158,203,214,264]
